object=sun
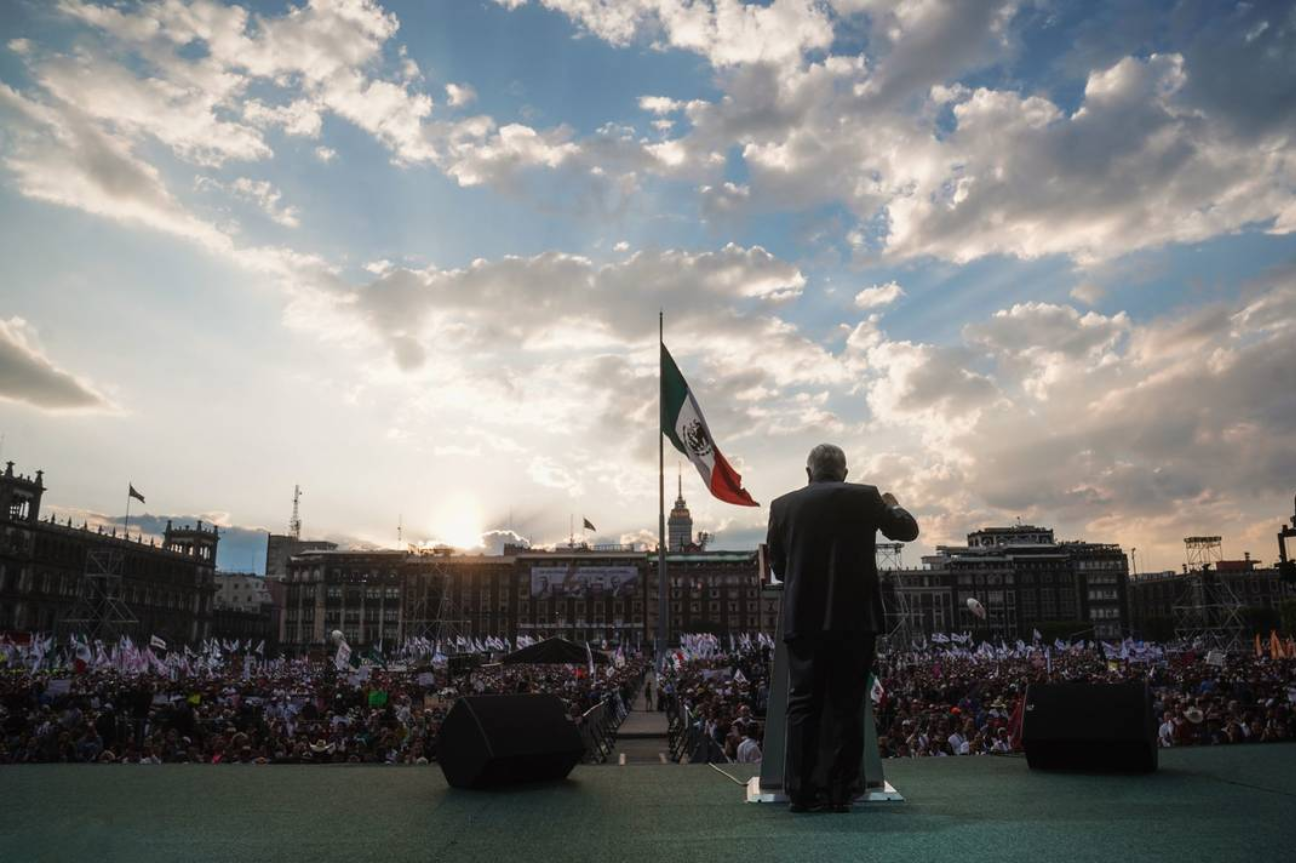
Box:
[431,501,484,550]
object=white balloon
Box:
[966,597,986,620]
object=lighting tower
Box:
[877,542,904,571]
[1173,535,1245,652]
[1183,535,1223,570]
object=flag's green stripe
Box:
[660,343,689,454]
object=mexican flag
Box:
[661,343,758,506]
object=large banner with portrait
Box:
[530,565,639,599]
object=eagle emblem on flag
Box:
[683,419,713,457]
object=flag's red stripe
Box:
[708,449,759,507]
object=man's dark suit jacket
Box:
[766,481,919,641]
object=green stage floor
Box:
[3,745,1295,863]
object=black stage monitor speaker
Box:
[438,694,585,789]
[1023,682,1157,772]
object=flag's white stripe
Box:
[673,391,717,481]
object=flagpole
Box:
[124,483,132,541]
[657,311,668,662]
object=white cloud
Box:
[0,317,115,412]
[33,48,271,168]
[1069,282,1105,305]
[488,3,1296,267]
[26,0,1290,273]
[336,243,813,367]
[639,95,682,114]
[499,1,835,69]
[229,177,300,228]
[853,281,905,309]
[0,83,232,251]
[441,121,579,186]
[843,269,1296,566]
[43,0,434,166]
[527,455,584,496]
[242,98,324,138]
[314,146,337,163]
[445,83,476,107]
[880,54,1296,264]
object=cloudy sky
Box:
[1,0,1293,574]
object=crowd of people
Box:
[872,647,1296,758]
[0,652,648,765]
[658,639,772,763]
[658,637,1296,763]
[5,633,1294,766]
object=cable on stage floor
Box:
[709,763,748,786]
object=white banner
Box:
[530,566,639,598]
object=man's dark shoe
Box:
[788,797,824,813]
[829,801,852,813]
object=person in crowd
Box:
[736,722,763,764]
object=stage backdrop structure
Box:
[746,574,902,805]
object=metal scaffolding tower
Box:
[1184,535,1223,570]
[877,542,904,571]
[60,547,137,642]
[1173,537,1246,651]
[877,545,917,650]
[405,555,469,648]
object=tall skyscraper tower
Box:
[668,472,693,551]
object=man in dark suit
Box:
[766,443,919,812]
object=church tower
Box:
[667,470,693,551]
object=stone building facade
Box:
[0,462,217,643]
[278,546,774,652]
[885,525,1130,641]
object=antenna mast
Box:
[289,485,302,540]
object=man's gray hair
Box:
[806,443,847,482]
